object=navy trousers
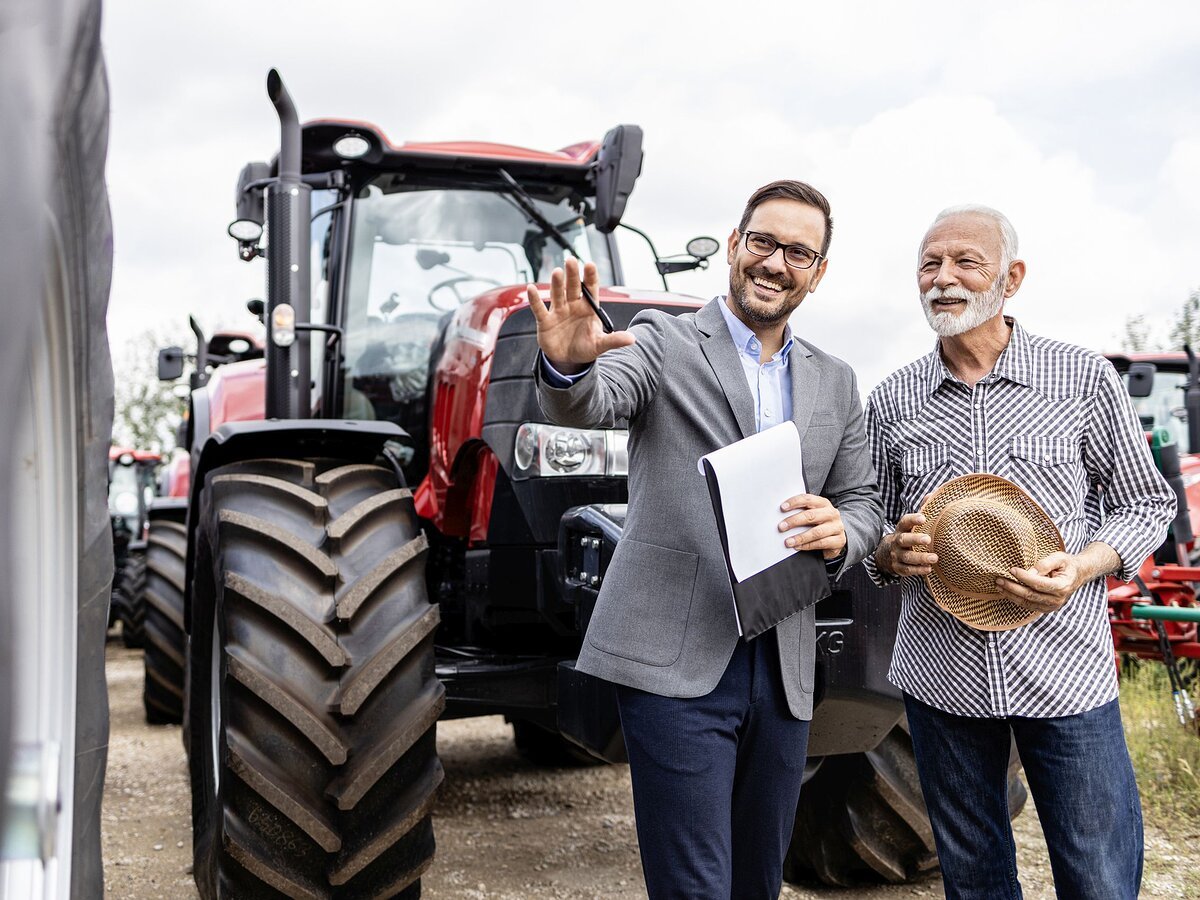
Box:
[615,630,810,900]
[904,694,1143,900]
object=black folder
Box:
[701,457,831,640]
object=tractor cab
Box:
[332,160,621,476]
[1107,350,1200,560]
[226,112,716,485]
[106,447,160,547]
[157,317,264,392]
[1108,349,1200,456]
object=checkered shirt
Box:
[864,318,1176,718]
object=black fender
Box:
[148,496,189,518]
[182,419,409,631]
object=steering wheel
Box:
[427,275,504,311]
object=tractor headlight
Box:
[512,424,629,478]
[333,134,371,160]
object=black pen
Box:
[581,282,615,334]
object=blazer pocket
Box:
[586,539,699,667]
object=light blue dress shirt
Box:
[715,297,793,433]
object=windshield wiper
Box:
[497,168,614,333]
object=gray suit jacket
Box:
[535,298,883,719]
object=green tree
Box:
[111,327,190,452]
[1118,314,1152,352]
[1168,288,1200,351]
[1118,288,1200,353]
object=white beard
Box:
[920,276,1007,337]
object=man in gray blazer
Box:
[530,180,883,899]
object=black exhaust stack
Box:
[189,315,207,390]
[1186,345,1200,455]
[264,69,311,419]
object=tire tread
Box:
[190,457,441,898]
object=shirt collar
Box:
[920,315,1031,400]
[716,296,793,363]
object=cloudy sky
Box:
[102,1,1200,393]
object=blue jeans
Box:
[616,630,811,900]
[904,694,1143,900]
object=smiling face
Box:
[918,212,1021,337]
[726,198,828,328]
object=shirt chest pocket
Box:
[899,443,953,511]
[1006,435,1084,520]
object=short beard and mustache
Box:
[729,266,801,326]
[920,274,1007,337]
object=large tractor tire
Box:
[116,550,147,648]
[143,517,188,724]
[189,458,444,899]
[0,0,112,894]
[785,723,1028,886]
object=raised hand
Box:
[527,259,635,375]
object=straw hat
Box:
[915,474,1064,631]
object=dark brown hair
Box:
[737,180,833,256]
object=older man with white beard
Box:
[863,205,1175,899]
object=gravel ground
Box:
[102,641,1199,898]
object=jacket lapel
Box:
[696,299,757,440]
[789,341,819,435]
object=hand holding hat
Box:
[914,474,1065,631]
[874,512,939,577]
[998,552,1088,614]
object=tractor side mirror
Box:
[234,161,270,227]
[594,124,643,234]
[158,347,185,381]
[1126,362,1156,398]
[654,236,722,277]
[230,161,271,259]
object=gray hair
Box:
[924,204,1019,269]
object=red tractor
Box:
[141,319,263,723]
[172,70,1023,898]
[108,446,161,647]
[1105,351,1200,703]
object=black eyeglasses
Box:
[741,231,824,270]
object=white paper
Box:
[698,421,808,583]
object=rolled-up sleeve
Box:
[1084,361,1177,581]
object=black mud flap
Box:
[556,661,626,763]
[555,504,628,762]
